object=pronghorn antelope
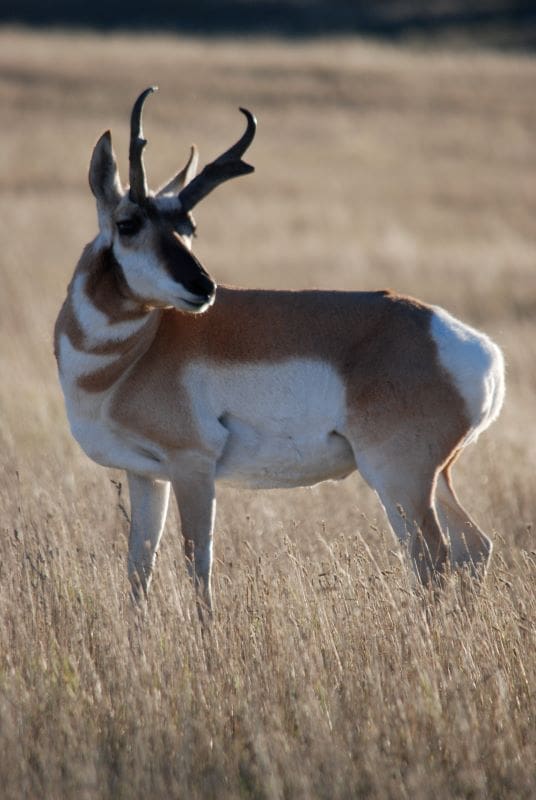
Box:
[55,87,505,612]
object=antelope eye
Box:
[116,217,142,237]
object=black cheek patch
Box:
[159,234,215,298]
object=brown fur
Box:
[53,291,85,358]
[109,285,468,460]
[56,241,474,585]
[55,244,468,463]
[83,246,151,321]
[54,244,160,393]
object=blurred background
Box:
[1,4,536,798]
[1,0,535,48]
[1,0,535,558]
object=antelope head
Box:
[88,86,256,313]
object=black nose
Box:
[185,272,215,300]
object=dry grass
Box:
[0,26,535,799]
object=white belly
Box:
[186,358,356,489]
[216,420,355,488]
[59,333,357,487]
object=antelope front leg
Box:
[127,472,170,602]
[172,457,216,618]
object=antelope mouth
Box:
[176,290,216,314]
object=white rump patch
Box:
[430,306,505,445]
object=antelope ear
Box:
[89,131,123,209]
[157,145,199,197]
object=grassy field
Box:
[1,26,535,799]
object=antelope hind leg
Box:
[435,469,493,578]
[351,437,449,586]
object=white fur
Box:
[67,409,166,477]
[71,273,147,344]
[58,334,167,476]
[58,333,118,385]
[61,101,504,606]
[113,243,209,311]
[58,348,356,487]
[430,306,505,445]
[96,212,113,246]
[183,358,355,489]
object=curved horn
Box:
[129,86,157,204]
[179,108,256,213]
[211,107,256,165]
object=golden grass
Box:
[0,26,535,798]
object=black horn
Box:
[178,108,256,212]
[129,86,157,204]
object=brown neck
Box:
[82,244,151,323]
[54,241,162,393]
